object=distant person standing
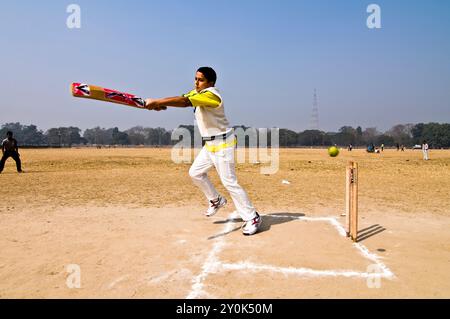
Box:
[396,143,400,151]
[401,144,405,152]
[422,140,429,161]
[348,144,353,151]
[0,131,23,173]
[381,143,384,151]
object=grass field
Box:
[0,148,449,298]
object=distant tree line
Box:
[1,122,449,148]
[0,123,173,147]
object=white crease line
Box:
[107,275,129,290]
[146,270,175,285]
[269,214,348,237]
[267,214,395,279]
[327,217,349,237]
[324,216,395,279]
[186,213,236,299]
[353,243,395,279]
[144,268,193,285]
[221,261,392,279]
[188,213,395,298]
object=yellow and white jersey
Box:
[183,87,231,138]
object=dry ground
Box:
[0,148,449,298]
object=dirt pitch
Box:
[0,148,449,298]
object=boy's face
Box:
[195,72,213,92]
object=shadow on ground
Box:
[356,224,386,242]
[208,212,305,240]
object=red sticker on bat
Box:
[72,83,90,96]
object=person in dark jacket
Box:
[0,131,23,173]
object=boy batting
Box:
[144,67,262,236]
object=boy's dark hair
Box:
[197,67,217,84]
[6,131,13,136]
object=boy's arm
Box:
[145,96,192,111]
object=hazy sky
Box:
[1,0,449,132]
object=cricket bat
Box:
[71,83,146,109]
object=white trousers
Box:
[189,143,257,222]
[422,149,429,160]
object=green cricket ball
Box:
[328,146,339,157]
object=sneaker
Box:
[242,212,262,236]
[205,195,227,217]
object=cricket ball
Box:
[328,146,339,157]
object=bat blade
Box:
[71,83,146,109]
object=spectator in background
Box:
[0,131,23,173]
[422,140,429,160]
